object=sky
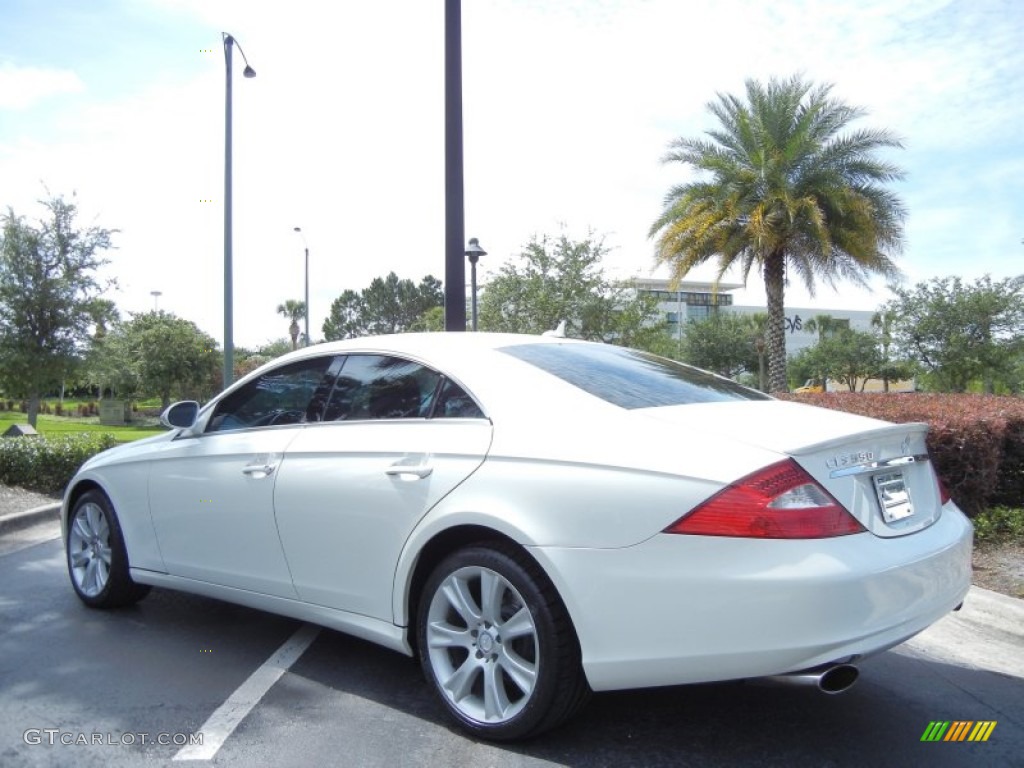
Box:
[1,0,1021,349]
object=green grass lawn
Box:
[0,411,166,442]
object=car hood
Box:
[79,430,176,471]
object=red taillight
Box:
[665,459,865,539]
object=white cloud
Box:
[1,0,1021,348]
[0,64,85,110]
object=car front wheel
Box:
[67,490,150,609]
[417,543,589,740]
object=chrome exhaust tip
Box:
[756,663,859,694]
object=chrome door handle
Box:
[385,465,433,479]
[242,464,275,476]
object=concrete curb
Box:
[905,585,1024,679]
[0,502,62,535]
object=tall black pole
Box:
[444,0,466,331]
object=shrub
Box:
[972,506,1024,545]
[54,402,63,416]
[0,433,119,494]
[780,393,1024,516]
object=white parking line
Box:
[174,623,321,761]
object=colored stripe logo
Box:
[921,721,997,742]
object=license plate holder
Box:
[874,471,914,523]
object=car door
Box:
[273,354,492,620]
[147,355,340,597]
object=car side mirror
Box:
[160,401,200,429]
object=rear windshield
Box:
[500,343,770,409]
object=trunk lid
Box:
[639,400,944,537]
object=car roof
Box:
[224,332,603,423]
[284,331,578,355]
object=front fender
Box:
[63,464,166,573]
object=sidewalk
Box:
[0,486,62,535]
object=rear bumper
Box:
[531,502,973,692]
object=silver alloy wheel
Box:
[68,502,113,598]
[425,565,540,724]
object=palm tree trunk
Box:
[764,254,788,393]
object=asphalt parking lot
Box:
[2,520,1022,768]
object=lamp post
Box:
[222,32,256,389]
[293,227,310,346]
[444,0,466,331]
[464,237,486,331]
[150,290,162,311]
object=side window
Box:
[206,356,337,433]
[323,355,441,421]
[432,378,485,419]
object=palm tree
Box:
[650,76,905,392]
[743,312,769,391]
[803,313,844,342]
[276,300,307,350]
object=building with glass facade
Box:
[634,278,877,356]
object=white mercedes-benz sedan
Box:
[62,333,972,740]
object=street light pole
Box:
[150,290,162,311]
[293,227,310,346]
[444,0,466,331]
[222,32,256,389]
[464,238,486,331]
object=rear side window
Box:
[500,343,770,409]
[324,355,441,421]
[432,378,484,418]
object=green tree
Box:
[90,311,220,408]
[802,314,847,387]
[808,328,883,392]
[258,337,297,359]
[322,273,443,340]
[870,308,915,392]
[679,312,757,378]
[412,305,445,332]
[803,313,846,341]
[276,299,307,350]
[477,232,667,349]
[649,76,905,392]
[0,196,115,426]
[885,274,1024,392]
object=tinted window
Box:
[500,343,770,409]
[207,356,337,432]
[323,355,441,421]
[432,378,485,419]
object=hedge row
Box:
[0,434,119,495]
[780,393,1024,516]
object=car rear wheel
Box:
[67,490,150,609]
[417,543,589,740]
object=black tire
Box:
[66,490,150,609]
[416,542,590,740]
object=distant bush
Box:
[972,506,1024,545]
[0,433,118,494]
[781,393,1024,516]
